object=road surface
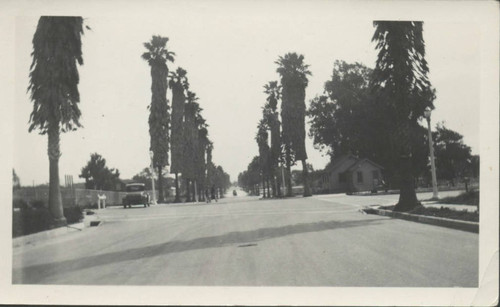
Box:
[12,190,478,286]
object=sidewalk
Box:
[13,212,102,248]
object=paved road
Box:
[12,191,478,286]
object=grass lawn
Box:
[437,190,479,207]
[379,191,480,222]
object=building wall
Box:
[329,156,358,192]
[348,161,382,192]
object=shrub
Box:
[13,198,28,210]
[64,206,84,224]
[13,198,84,237]
[30,199,46,209]
[14,206,53,237]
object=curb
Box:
[364,208,479,233]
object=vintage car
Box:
[123,183,150,208]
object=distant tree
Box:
[276,52,312,197]
[142,35,175,203]
[206,142,216,187]
[28,17,86,226]
[469,155,479,179]
[213,165,231,196]
[131,167,154,190]
[169,67,188,202]
[371,21,435,211]
[13,169,21,189]
[79,153,121,191]
[196,127,210,201]
[256,119,271,197]
[238,156,261,195]
[432,123,473,185]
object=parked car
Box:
[123,183,150,208]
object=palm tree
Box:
[182,91,199,201]
[169,67,188,203]
[256,119,271,198]
[263,81,282,197]
[196,127,210,201]
[275,52,312,197]
[371,21,435,212]
[142,35,175,203]
[206,142,215,187]
[28,17,86,226]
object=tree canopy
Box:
[79,153,121,191]
[276,52,311,162]
[28,17,85,135]
[307,60,430,185]
[433,122,473,183]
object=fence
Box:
[13,187,159,208]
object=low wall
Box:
[13,187,159,208]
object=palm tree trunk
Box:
[261,175,266,198]
[285,145,293,197]
[302,159,312,197]
[276,175,282,197]
[157,166,164,203]
[174,173,181,203]
[48,126,66,227]
[185,178,191,202]
[193,180,198,202]
[394,120,420,211]
[272,175,277,198]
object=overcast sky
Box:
[12,2,483,186]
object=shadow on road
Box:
[14,217,386,284]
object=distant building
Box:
[314,154,384,194]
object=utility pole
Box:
[424,107,439,200]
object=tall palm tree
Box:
[206,142,215,187]
[263,81,282,197]
[169,67,188,203]
[371,21,434,212]
[194,103,208,201]
[28,16,86,226]
[182,91,199,201]
[256,119,271,198]
[142,35,175,203]
[275,52,312,197]
[196,127,210,201]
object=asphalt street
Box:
[12,190,478,286]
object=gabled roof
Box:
[345,158,384,172]
[326,154,359,172]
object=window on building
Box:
[372,170,379,180]
[357,171,363,183]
